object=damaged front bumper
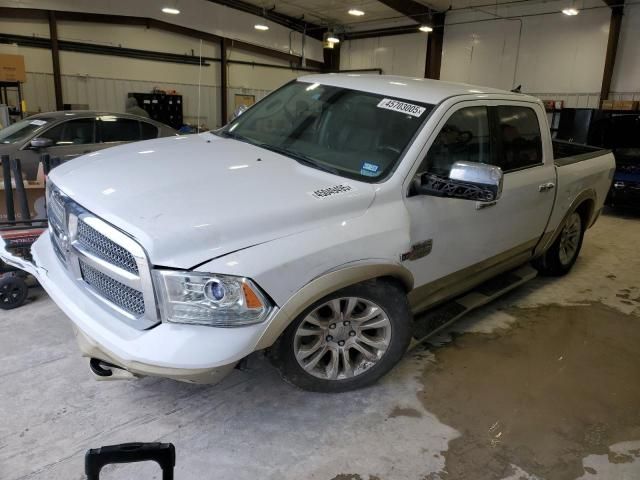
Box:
[0,233,266,384]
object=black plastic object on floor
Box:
[85,442,175,480]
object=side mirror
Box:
[231,104,249,121]
[415,161,503,202]
[30,137,53,149]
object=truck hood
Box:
[49,133,375,268]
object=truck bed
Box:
[553,139,611,167]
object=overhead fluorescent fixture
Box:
[419,25,433,33]
[562,7,579,15]
[254,24,269,31]
[327,33,340,44]
[348,9,365,16]
[162,7,180,14]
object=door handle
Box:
[538,182,555,192]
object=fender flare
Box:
[535,188,596,257]
[254,261,414,350]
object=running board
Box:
[411,264,538,343]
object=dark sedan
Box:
[0,111,177,180]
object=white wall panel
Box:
[340,34,427,77]
[611,4,640,95]
[442,2,610,95]
[441,19,520,90]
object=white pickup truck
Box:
[1,75,615,392]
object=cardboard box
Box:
[0,54,26,83]
[613,100,639,111]
[0,181,46,221]
[601,99,615,110]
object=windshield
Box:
[0,118,51,144]
[219,80,434,182]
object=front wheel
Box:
[534,211,584,276]
[0,274,29,310]
[277,280,412,392]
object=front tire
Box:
[534,211,584,276]
[277,279,411,392]
[0,274,29,310]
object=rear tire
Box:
[533,211,584,276]
[277,279,412,393]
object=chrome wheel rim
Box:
[293,297,392,380]
[559,212,581,266]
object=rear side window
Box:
[140,121,158,140]
[100,118,140,143]
[420,106,491,176]
[496,106,542,171]
[43,118,95,145]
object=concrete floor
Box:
[1,209,639,480]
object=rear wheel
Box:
[534,211,584,276]
[277,280,411,392]
[0,274,29,310]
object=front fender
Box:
[253,260,413,350]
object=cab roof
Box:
[298,74,537,106]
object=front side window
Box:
[218,81,434,182]
[43,118,96,145]
[419,106,491,176]
[496,106,542,171]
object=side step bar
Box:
[411,264,538,344]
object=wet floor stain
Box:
[418,303,640,480]
[389,406,423,419]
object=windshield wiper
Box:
[217,131,340,176]
[256,143,340,175]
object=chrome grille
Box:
[79,259,145,317]
[48,188,65,229]
[77,219,139,274]
[46,182,157,329]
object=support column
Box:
[323,42,341,72]
[48,10,63,110]
[220,38,228,125]
[425,12,445,80]
[600,2,624,104]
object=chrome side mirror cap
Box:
[30,137,53,149]
[414,161,503,202]
[231,104,249,121]
[448,161,503,202]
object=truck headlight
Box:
[152,270,272,327]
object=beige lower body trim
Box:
[74,326,236,384]
[254,261,414,350]
[408,239,538,314]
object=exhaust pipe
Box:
[89,358,137,381]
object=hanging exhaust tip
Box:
[89,358,137,381]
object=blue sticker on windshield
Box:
[360,162,380,177]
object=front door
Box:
[403,100,555,312]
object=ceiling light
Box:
[327,35,340,44]
[419,25,433,33]
[562,7,579,15]
[348,9,365,16]
[254,24,269,31]
[162,7,180,14]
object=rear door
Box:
[97,115,142,147]
[489,101,556,251]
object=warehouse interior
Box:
[0,0,639,479]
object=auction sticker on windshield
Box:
[377,98,426,117]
